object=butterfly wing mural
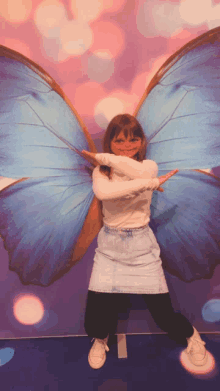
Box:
[0,46,102,286]
[135,27,220,281]
[0,28,220,286]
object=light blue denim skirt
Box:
[88,224,169,294]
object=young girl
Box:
[81,114,207,370]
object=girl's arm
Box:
[92,166,159,201]
[95,153,158,179]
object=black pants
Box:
[84,290,194,344]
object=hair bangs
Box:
[113,123,143,141]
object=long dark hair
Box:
[100,114,147,178]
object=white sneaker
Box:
[88,337,109,369]
[186,327,208,366]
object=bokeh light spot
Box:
[91,21,125,58]
[34,0,67,39]
[109,90,138,114]
[60,21,93,56]
[202,299,220,323]
[70,0,103,22]
[41,36,70,63]
[179,0,212,26]
[87,52,115,83]
[94,97,125,129]
[95,51,113,60]
[131,72,149,98]
[102,0,126,13]
[64,82,105,118]
[180,349,216,378]
[0,348,15,367]
[207,4,220,30]
[137,0,183,38]
[13,294,44,326]
[0,0,32,23]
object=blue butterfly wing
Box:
[136,28,220,172]
[149,171,220,282]
[135,28,220,281]
[0,45,102,286]
[0,45,95,178]
[0,175,94,286]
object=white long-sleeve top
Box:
[92,153,160,228]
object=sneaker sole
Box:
[187,352,208,366]
[88,354,106,369]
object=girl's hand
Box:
[158,169,179,186]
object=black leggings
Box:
[84,290,194,343]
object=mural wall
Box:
[0,0,220,339]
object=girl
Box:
[81,114,207,370]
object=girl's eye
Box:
[115,139,139,143]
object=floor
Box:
[0,333,219,391]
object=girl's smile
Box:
[110,130,142,158]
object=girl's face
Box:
[110,130,142,159]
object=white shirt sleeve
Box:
[95,153,158,179]
[92,166,159,201]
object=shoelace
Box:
[186,336,206,355]
[91,338,110,353]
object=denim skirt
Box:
[88,224,169,294]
